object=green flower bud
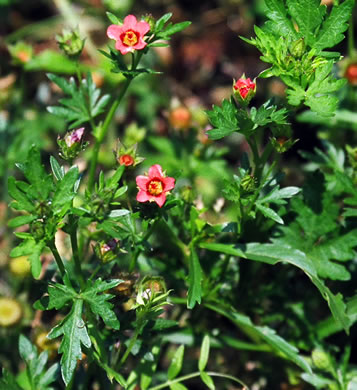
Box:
[241,174,256,192]
[312,349,332,371]
[56,28,85,58]
[271,136,299,153]
[290,38,305,58]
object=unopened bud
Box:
[233,75,256,105]
[56,28,85,58]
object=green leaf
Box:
[8,177,36,213]
[207,303,312,373]
[21,146,53,200]
[155,12,172,32]
[168,345,185,380]
[314,0,355,51]
[19,335,37,363]
[206,99,239,140]
[47,283,77,310]
[8,214,37,228]
[0,369,23,390]
[161,21,191,37]
[50,156,65,180]
[256,203,284,224]
[187,249,203,309]
[244,242,351,333]
[47,73,110,128]
[81,279,122,329]
[106,11,121,25]
[52,166,79,216]
[199,242,246,258]
[286,0,325,47]
[259,186,300,204]
[264,0,298,37]
[199,335,210,372]
[47,299,91,386]
[200,372,215,390]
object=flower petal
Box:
[154,193,166,207]
[163,177,175,191]
[136,175,149,190]
[107,24,123,40]
[148,164,164,179]
[136,20,151,35]
[137,190,151,203]
[133,39,147,50]
[116,41,134,54]
[123,14,137,30]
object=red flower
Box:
[136,164,175,207]
[233,77,256,99]
[107,15,150,55]
[119,154,135,166]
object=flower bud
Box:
[233,75,256,105]
[95,238,119,263]
[241,174,256,192]
[311,349,332,371]
[0,297,22,327]
[271,136,298,153]
[58,127,87,162]
[289,38,305,58]
[169,106,192,130]
[7,42,33,65]
[56,28,85,58]
[345,63,357,86]
[114,139,144,167]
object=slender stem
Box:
[348,16,355,58]
[148,371,249,390]
[254,141,274,183]
[117,326,140,368]
[49,241,66,278]
[87,77,132,191]
[69,216,85,289]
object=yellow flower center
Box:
[148,180,163,196]
[122,30,139,46]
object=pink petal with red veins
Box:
[163,177,175,191]
[136,20,151,35]
[154,193,167,207]
[107,24,123,40]
[137,190,151,203]
[123,15,137,30]
[136,175,149,190]
[148,164,163,179]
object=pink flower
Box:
[107,15,150,55]
[233,77,256,99]
[65,127,85,147]
[136,164,175,207]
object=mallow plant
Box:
[1,1,357,389]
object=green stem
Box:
[87,51,144,191]
[69,217,86,289]
[87,77,132,191]
[254,141,274,183]
[117,326,140,368]
[148,371,249,390]
[348,16,355,58]
[49,241,66,279]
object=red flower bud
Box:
[345,63,357,86]
[233,76,256,105]
[119,154,135,166]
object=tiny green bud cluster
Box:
[56,28,85,58]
